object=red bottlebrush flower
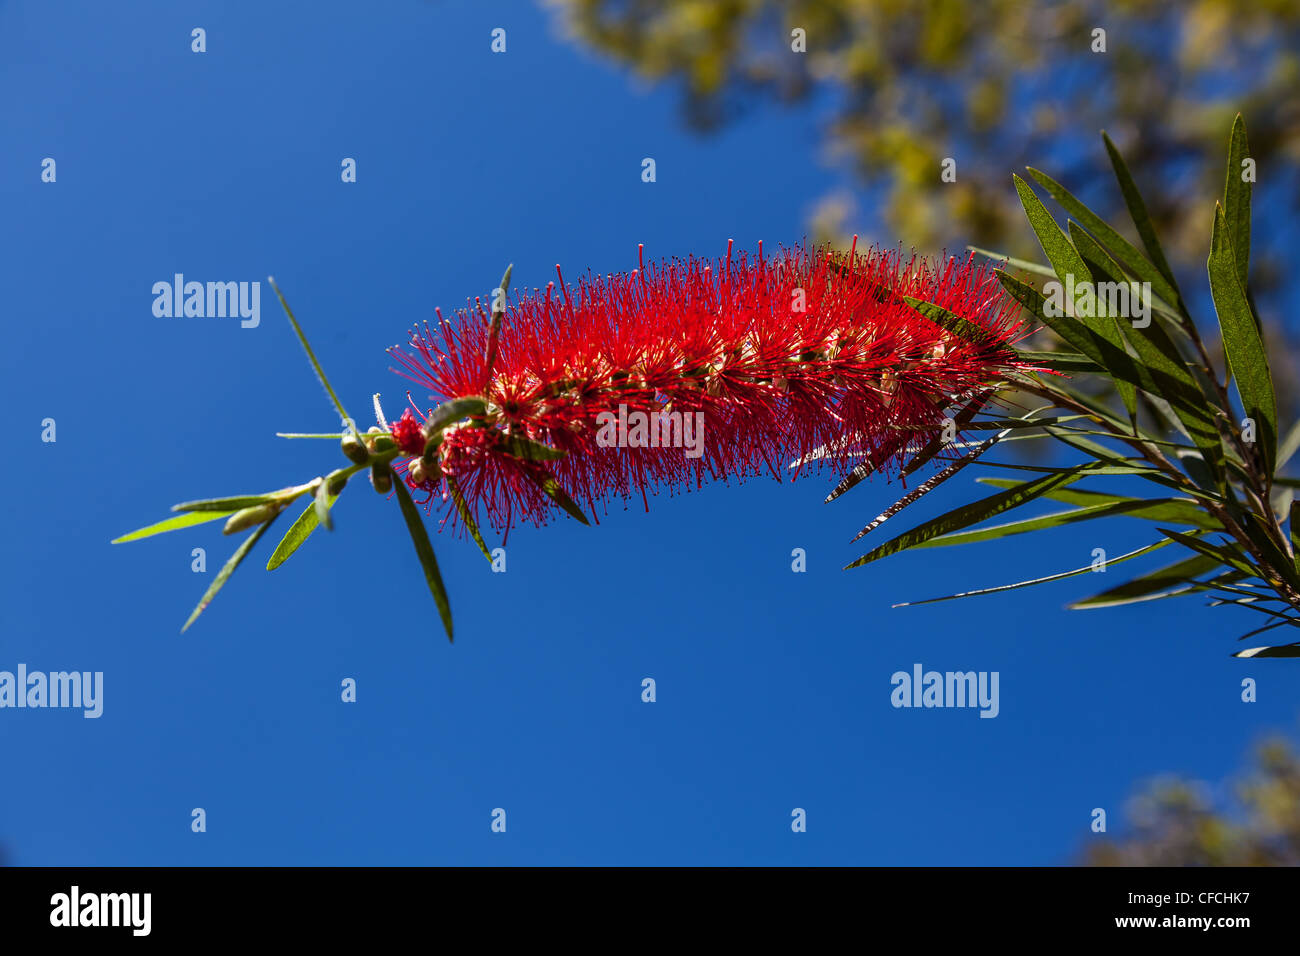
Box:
[387,241,1031,535]
[390,408,426,457]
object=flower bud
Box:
[370,464,392,494]
[341,432,369,464]
[224,502,282,535]
[408,458,427,485]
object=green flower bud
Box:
[224,502,282,535]
[408,458,427,485]
[341,432,369,464]
[370,464,392,494]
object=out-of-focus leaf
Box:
[1016,350,1101,373]
[113,510,235,543]
[967,246,1056,279]
[313,478,334,532]
[425,397,488,434]
[181,517,279,633]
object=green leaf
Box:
[897,392,993,480]
[919,497,1217,548]
[313,479,334,532]
[181,516,280,633]
[1233,642,1300,658]
[1223,113,1252,290]
[1291,501,1300,575]
[845,466,1090,570]
[847,422,1016,540]
[999,271,1226,488]
[113,509,236,543]
[1101,131,1183,308]
[1070,552,1221,609]
[425,396,488,434]
[1013,175,1139,418]
[446,475,493,564]
[1276,420,1300,473]
[1026,166,1182,311]
[392,472,453,642]
[1209,203,1277,475]
[966,246,1056,280]
[1016,351,1101,373]
[171,490,300,513]
[501,434,568,462]
[267,277,356,438]
[522,467,590,525]
[897,538,1176,607]
[1158,528,1259,577]
[900,297,1017,360]
[267,494,338,570]
[821,431,915,502]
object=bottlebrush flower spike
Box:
[388,240,1031,536]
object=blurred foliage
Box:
[545,0,1300,258]
[545,0,1300,410]
[1086,736,1300,865]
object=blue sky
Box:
[2,0,1297,866]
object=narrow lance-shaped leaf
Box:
[182,516,280,633]
[1026,166,1182,312]
[446,475,493,564]
[1209,203,1277,475]
[424,397,488,435]
[847,423,1013,542]
[919,497,1219,549]
[1013,174,1138,418]
[1070,552,1221,609]
[897,538,1178,607]
[113,509,235,544]
[268,276,358,438]
[392,471,453,642]
[522,466,590,525]
[1223,113,1252,291]
[1159,528,1260,578]
[1101,131,1183,310]
[501,435,568,462]
[1234,642,1300,659]
[845,466,1092,570]
[267,493,338,571]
